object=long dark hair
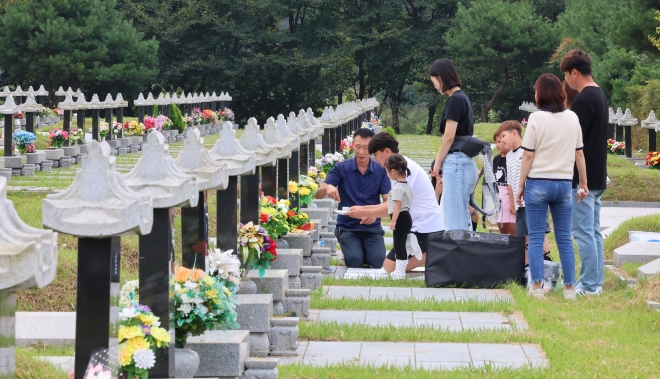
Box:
[385,154,410,178]
[429,58,461,93]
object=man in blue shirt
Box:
[315,129,391,268]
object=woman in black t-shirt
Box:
[429,58,478,231]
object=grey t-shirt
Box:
[387,182,413,214]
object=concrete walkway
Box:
[322,286,514,302]
[277,341,548,369]
[307,310,528,331]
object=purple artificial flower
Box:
[142,325,152,335]
[137,305,151,313]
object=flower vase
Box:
[277,239,289,249]
[237,278,257,295]
[142,134,149,142]
[174,348,199,378]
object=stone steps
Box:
[322,286,514,302]
[307,310,528,331]
[277,341,547,369]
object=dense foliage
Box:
[1,0,659,131]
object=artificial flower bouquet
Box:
[124,121,145,136]
[12,130,36,154]
[14,111,24,119]
[69,128,85,144]
[112,122,123,136]
[183,116,194,126]
[237,222,278,278]
[143,116,163,133]
[318,152,344,174]
[607,139,625,155]
[158,115,173,130]
[260,196,291,240]
[645,151,660,169]
[99,121,110,139]
[207,245,241,296]
[170,266,239,348]
[47,129,69,148]
[201,109,216,124]
[217,108,235,122]
[285,208,312,231]
[297,175,319,206]
[307,166,326,184]
[116,280,171,379]
[192,107,203,124]
[521,118,527,128]
[340,135,354,159]
[53,108,64,116]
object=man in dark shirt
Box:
[562,49,609,296]
[315,128,391,268]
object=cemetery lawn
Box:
[604,214,660,260]
[16,346,73,379]
[287,272,660,379]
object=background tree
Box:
[0,0,158,105]
[445,0,558,122]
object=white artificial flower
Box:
[177,303,192,315]
[118,307,138,320]
[192,296,204,306]
[198,305,208,315]
[133,349,156,369]
[184,281,198,290]
[174,283,181,292]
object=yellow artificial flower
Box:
[127,336,150,351]
[285,199,291,206]
[288,181,299,193]
[203,276,215,286]
[309,182,319,191]
[118,343,134,366]
[205,289,219,299]
[260,197,268,206]
[118,325,144,342]
[150,326,171,346]
[299,187,311,196]
[307,170,317,178]
[319,172,327,179]
[137,313,159,326]
[222,286,232,297]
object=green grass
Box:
[603,214,660,260]
[299,322,534,344]
[621,262,643,278]
[16,345,73,379]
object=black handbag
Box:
[425,230,525,288]
[449,135,489,157]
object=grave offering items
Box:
[645,151,660,169]
[296,174,318,207]
[124,120,144,136]
[217,107,234,122]
[238,222,278,279]
[170,265,239,376]
[42,141,153,379]
[11,130,35,154]
[99,121,110,140]
[143,116,163,133]
[69,128,84,145]
[47,128,69,148]
[285,207,312,231]
[260,196,291,241]
[0,176,58,379]
[207,245,241,295]
[307,166,326,185]
[607,139,625,155]
[318,152,344,174]
[340,135,354,159]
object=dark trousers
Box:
[392,211,412,260]
[334,226,386,268]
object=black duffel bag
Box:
[425,230,525,288]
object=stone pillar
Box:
[289,150,299,210]
[261,166,277,198]
[217,177,239,252]
[335,124,343,151]
[104,107,112,141]
[0,290,16,379]
[299,142,308,178]
[300,266,322,291]
[269,317,299,356]
[241,173,260,224]
[277,159,288,200]
[181,191,207,270]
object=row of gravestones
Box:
[0,90,234,179]
[0,96,378,379]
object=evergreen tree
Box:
[0,0,159,104]
[445,0,558,122]
[170,103,185,132]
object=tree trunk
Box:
[389,96,401,134]
[338,92,343,104]
[481,68,509,123]
[358,60,365,100]
[426,104,437,135]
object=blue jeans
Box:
[571,188,605,292]
[525,179,576,286]
[334,226,386,268]
[442,152,477,231]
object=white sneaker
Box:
[563,288,577,300]
[390,259,407,280]
[528,287,545,299]
[576,287,602,297]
